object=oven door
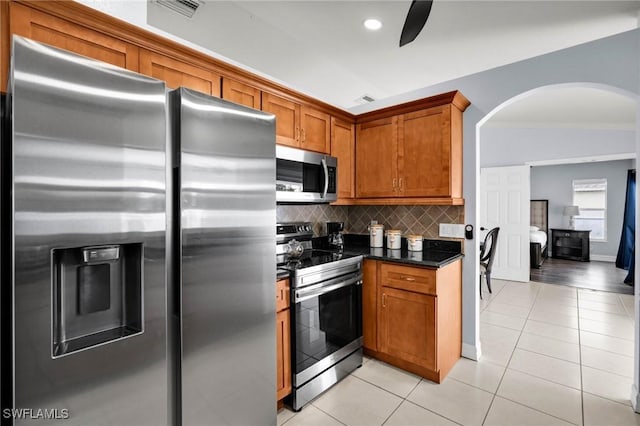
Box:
[291,272,362,386]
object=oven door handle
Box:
[321,157,329,199]
[295,273,362,303]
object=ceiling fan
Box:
[400,0,434,47]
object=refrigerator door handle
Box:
[321,157,329,199]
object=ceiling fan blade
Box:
[399,0,433,47]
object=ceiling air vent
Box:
[155,0,201,18]
[354,94,376,105]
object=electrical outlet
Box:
[439,223,466,238]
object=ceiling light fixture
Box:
[364,18,382,31]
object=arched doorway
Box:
[474,82,640,410]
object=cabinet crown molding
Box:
[356,91,470,124]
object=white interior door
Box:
[480,165,530,282]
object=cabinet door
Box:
[362,260,377,351]
[8,3,139,74]
[378,286,436,371]
[276,309,291,400]
[331,117,355,199]
[139,49,221,96]
[301,106,331,154]
[222,77,261,109]
[262,92,300,148]
[399,106,451,197]
[276,278,290,312]
[355,117,398,198]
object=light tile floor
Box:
[278,279,640,426]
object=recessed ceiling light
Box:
[364,18,382,31]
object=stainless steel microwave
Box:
[276,145,337,203]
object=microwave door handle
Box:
[321,157,329,199]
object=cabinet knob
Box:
[402,276,415,282]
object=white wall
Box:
[531,160,633,258]
[480,127,635,168]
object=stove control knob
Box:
[305,225,312,232]
[297,225,304,232]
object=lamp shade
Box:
[563,205,580,216]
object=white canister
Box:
[386,229,402,250]
[370,247,384,257]
[369,224,384,247]
[388,248,402,259]
[407,234,423,251]
[408,251,423,262]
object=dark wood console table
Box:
[551,229,591,262]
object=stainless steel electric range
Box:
[277,222,363,411]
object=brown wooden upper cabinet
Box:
[330,117,355,200]
[6,2,139,83]
[262,92,300,147]
[399,105,454,197]
[221,77,261,110]
[139,49,221,97]
[300,106,331,154]
[262,92,331,154]
[355,116,398,198]
[355,91,469,203]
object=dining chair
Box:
[480,227,500,299]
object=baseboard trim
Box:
[631,385,640,412]
[462,342,481,361]
[591,255,616,262]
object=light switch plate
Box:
[439,223,466,238]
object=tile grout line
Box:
[480,282,543,426]
[582,389,635,409]
[494,395,583,426]
[577,290,585,426]
[352,368,464,426]
[379,379,418,426]
[308,402,348,426]
[514,341,581,363]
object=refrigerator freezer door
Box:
[9,36,167,425]
[173,88,276,425]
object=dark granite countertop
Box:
[276,235,463,280]
[318,234,464,268]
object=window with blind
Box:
[572,179,607,241]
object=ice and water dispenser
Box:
[52,243,143,358]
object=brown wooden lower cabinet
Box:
[378,286,437,371]
[363,259,462,383]
[276,278,291,402]
[362,259,378,351]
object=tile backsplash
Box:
[348,205,464,238]
[276,204,349,236]
[277,204,464,239]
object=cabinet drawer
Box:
[380,263,436,295]
[276,278,290,312]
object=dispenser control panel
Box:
[82,245,120,263]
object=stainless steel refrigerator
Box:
[1,36,276,425]
[168,88,276,425]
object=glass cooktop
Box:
[278,250,360,270]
